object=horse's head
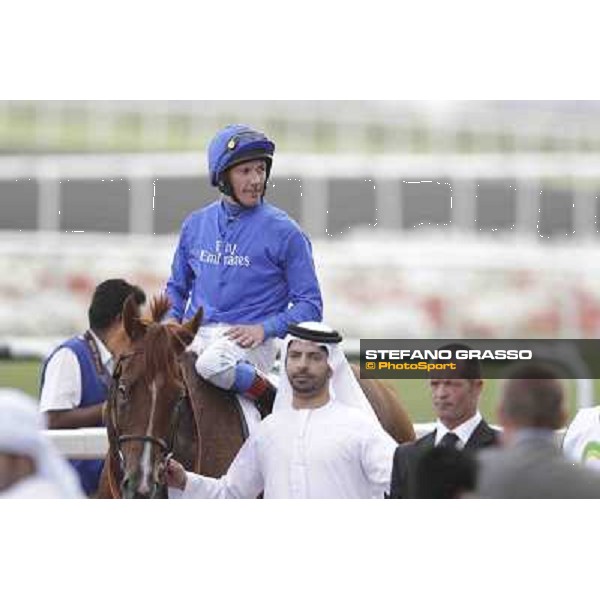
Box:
[106,294,202,499]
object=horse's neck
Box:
[178,352,247,478]
[172,396,201,472]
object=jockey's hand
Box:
[165,458,187,490]
[226,324,265,349]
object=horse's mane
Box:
[139,295,182,388]
[147,295,171,324]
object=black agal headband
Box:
[287,323,343,344]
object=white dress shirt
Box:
[170,400,397,499]
[434,411,483,449]
[39,331,113,412]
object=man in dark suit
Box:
[389,344,498,498]
[414,445,478,499]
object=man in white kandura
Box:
[166,322,396,499]
[0,389,84,499]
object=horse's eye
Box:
[117,383,128,402]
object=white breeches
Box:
[189,325,279,435]
[190,324,278,389]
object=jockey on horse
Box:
[165,124,323,431]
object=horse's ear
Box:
[178,306,203,347]
[169,307,202,355]
[122,293,146,342]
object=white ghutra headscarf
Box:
[0,389,84,499]
[273,322,378,421]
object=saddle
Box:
[177,352,276,478]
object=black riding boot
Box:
[243,372,277,419]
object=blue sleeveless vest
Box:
[41,334,109,496]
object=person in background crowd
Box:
[389,344,498,499]
[39,278,146,496]
[562,403,600,471]
[0,388,83,499]
[477,363,600,498]
[414,445,478,498]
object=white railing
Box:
[47,428,109,460]
[1,151,600,238]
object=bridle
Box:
[106,350,190,497]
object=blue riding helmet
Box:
[208,124,275,198]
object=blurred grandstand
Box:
[3,100,600,154]
[2,100,600,346]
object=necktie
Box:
[438,432,460,449]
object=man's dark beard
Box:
[289,372,328,397]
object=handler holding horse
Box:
[98,297,414,499]
[165,125,322,429]
[166,322,397,499]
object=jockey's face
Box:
[286,340,332,399]
[226,159,267,207]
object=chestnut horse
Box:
[97,295,415,498]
